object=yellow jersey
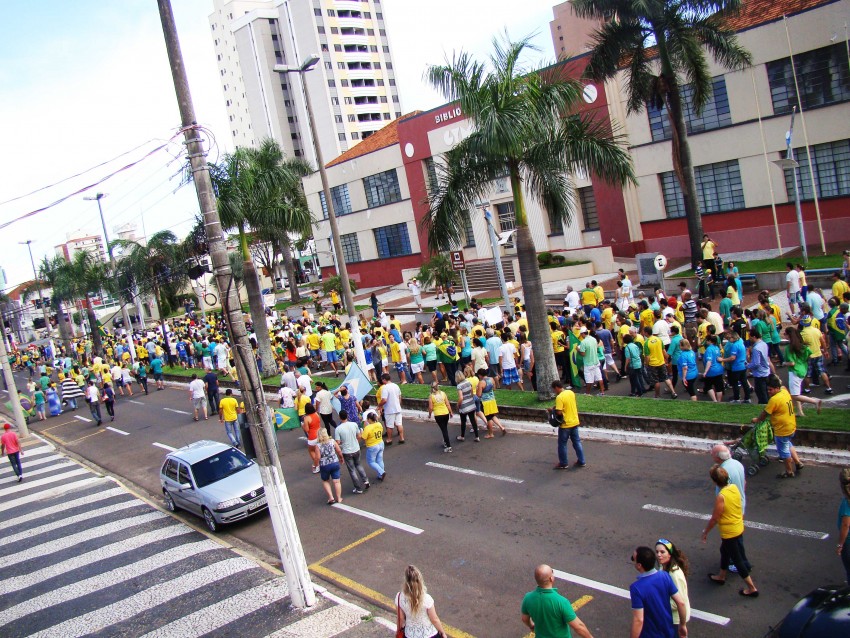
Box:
[554,389,579,427]
[718,484,744,539]
[765,387,796,437]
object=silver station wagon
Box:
[159,440,268,532]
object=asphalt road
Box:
[13,372,846,638]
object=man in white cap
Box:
[408,278,422,311]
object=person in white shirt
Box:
[334,410,370,493]
[188,373,208,421]
[564,286,580,310]
[296,370,313,399]
[281,368,298,392]
[652,316,672,346]
[378,373,405,445]
[786,262,801,314]
[111,364,124,395]
[498,333,523,390]
[278,384,295,408]
[85,380,102,425]
[408,278,423,311]
[215,342,229,371]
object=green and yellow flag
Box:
[273,407,300,431]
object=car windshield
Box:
[190,448,253,488]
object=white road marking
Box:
[0,453,63,474]
[331,502,423,535]
[0,540,220,623]
[0,525,194,595]
[139,578,290,638]
[74,415,91,423]
[0,486,127,531]
[129,400,144,405]
[426,461,524,484]
[642,504,829,540]
[14,445,55,459]
[25,557,259,638]
[265,604,363,638]
[152,442,177,452]
[0,477,106,513]
[553,570,731,626]
[0,461,76,482]
[163,407,190,415]
[105,426,130,436]
[0,499,144,545]
[11,511,167,563]
[0,466,91,499]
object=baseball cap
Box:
[579,326,588,333]
[3,423,10,430]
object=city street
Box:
[6,373,844,638]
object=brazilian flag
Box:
[273,407,300,431]
[95,319,107,337]
[568,331,584,389]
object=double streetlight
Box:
[274,55,367,370]
[19,240,52,340]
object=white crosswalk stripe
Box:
[0,453,63,475]
[0,439,379,638]
[0,460,77,482]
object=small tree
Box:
[321,274,356,296]
[415,255,456,292]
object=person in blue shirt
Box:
[746,329,773,405]
[678,339,699,401]
[719,330,751,403]
[629,546,688,638]
[701,335,725,402]
[149,356,165,390]
[666,326,683,390]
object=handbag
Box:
[395,592,404,638]
[548,411,564,428]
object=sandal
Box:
[708,574,726,585]
[327,499,336,505]
[777,472,796,479]
[501,428,507,436]
[483,434,495,439]
[739,589,759,597]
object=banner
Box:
[568,331,584,389]
[331,362,374,413]
[273,407,300,431]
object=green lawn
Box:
[539,259,590,270]
[163,366,847,431]
[677,253,842,278]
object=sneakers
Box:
[311,466,320,474]
[18,475,23,483]
[573,462,587,468]
[352,488,364,494]
[443,446,453,453]
[378,473,386,481]
[553,464,569,470]
[671,393,678,400]
[825,388,834,395]
[363,483,370,490]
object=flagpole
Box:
[751,69,782,254]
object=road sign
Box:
[450,251,465,271]
[654,254,668,271]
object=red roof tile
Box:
[326,111,422,168]
[721,0,836,32]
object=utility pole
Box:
[275,56,366,370]
[481,207,513,316]
[156,0,315,609]
[0,311,28,436]
[773,107,808,263]
[84,193,136,363]
[20,240,53,342]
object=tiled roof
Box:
[721,0,836,31]
[326,111,422,168]
[6,280,36,302]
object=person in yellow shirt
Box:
[218,388,241,447]
[548,380,585,469]
[832,272,850,301]
[799,318,833,393]
[294,388,311,420]
[753,376,802,478]
[330,289,341,312]
[600,302,614,330]
[592,280,605,304]
[361,412,385,480]
[642,326,677,399]
[580,284,598,312]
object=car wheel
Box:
[163,490,177,512]
[202,507,218,532]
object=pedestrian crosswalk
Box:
[0,438,388,638]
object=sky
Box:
[0,0,558,292]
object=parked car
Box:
[159,440,267,532]
[765,585,850,637]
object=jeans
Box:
[224,420,240,447]
[728,369,750,401]
[207,391,220,415]
[89,400,102,424]
[365,443,385,477]
[628,368,645,396]
[104,400,114,418]
[434,414,451,447]
[753,376,769,405]
[139,377,148,394]
[6,452,21,477]
[842,539,850,583]
[65,398,77,410]
[830,333,848,363]
[343,451,369,489]
[557,426,585,467]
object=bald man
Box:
[521,564,594,638]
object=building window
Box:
[338,62,345,69]
[338,132,347,141]
[463,213,476,247]
[344,97,352,104]
[783,139,850,200]
[319,184,353,218]
[330,26,338,34]
[660,160,745,218]
[496,201,515,248]
[380,96,388,103]
[578,187,598,231]
[314,8,322,15]
[328,79,335,87]
[367,28,375,35]
[370,45,378,52]
[768,43,850,115]
[341,79,349,87]
[363,169,402,207]
[340,233,362,262]
[383,112,391,119]
[334,44,342,52]
[383,45,390,53]
[324,61,332,69]
[331,97,339,105]
[423,157,438,200]
[647,76,731,142]
[348,114,356,122]
[373,223,412,259]
[317,26,325,34]
[326,9,335,16]
[334,114,343,123]
[352,132,361,139]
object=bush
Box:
[551,254,566,265]
[537,251,553,266]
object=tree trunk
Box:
[243,256,277,377]
[509,162,556,400]
[55,302,73,356]
[153,286,172,367]
[280,236,301,303]
[86,300,103,356]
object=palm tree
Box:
[113,230,188,359]
[209,138,312,376]
[63,251,109,356]
[424,33,636,399]
[35,256,75,353]
[572,0,751,265]
[415,255,457,304]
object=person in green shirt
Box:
[33,388,47,421]
[577,328,604,396]
[521,564,594,638]
[783,326,823,417]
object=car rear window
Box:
[191,448,253,488]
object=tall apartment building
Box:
[209,0,403,165]
[550,0,602,59]
[54,232,107,264]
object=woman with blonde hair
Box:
[316,428,344,505]
[427,381,454,452]
[396,565,447,638]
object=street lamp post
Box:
[19,240,53,343]
[84,193,136,363]
[773,108,807,263]
[481,207,513,316]
[275,56,367,370]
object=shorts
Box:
[179,354,188,362]
[488,363,500,378]
[604,353,615,366]
[682,377,698,396]
[326,351,339,363]
[320,350,328,362]
[154,373,163,381]
[320,462,341,481]
[384,412,403,429]
[502,367,520,386]
[310,349,320,359]
[411,361,425,374]
[774,434,794,459]
[394,362,406,374]
[521,359,531,373]
[192,397,206,410]
[426,360,438,372]
[583,364,602,384]
[115,378,124,387]
[808,356,825,378]
[307,438,318,447]
[703,374,724,394]
[788,370,803,396]
[787,291,800,304]
[648,365,667,384]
